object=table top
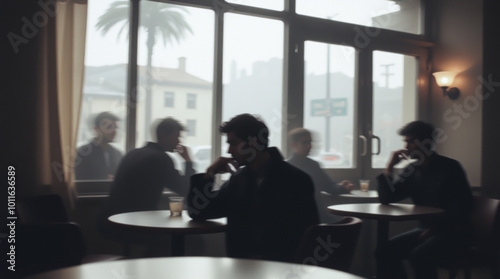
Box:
[27,257,366,279]
[108,210,227,234]
[328,203,445,221]
[339,190,379,199]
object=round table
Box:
[108,210,226,256]
[328,203,445,245]
[26,256,367,279]
[338,190,379,201]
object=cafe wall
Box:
[429,0,483,187]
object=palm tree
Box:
[96,1,192,140]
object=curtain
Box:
[36,0,87,211]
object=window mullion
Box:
[211,9,224,160]
[126,0,140,152]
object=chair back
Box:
[17,194,69,224]
[470,196,500,262]
[17,222,87,276]
[294,217,363,272]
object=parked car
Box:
[310,150,346,168]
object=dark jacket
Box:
[287,154,348,223]
[377,152,474,237]
[188,147,319,262]
[75,141,123,180]
[100,142,195,222]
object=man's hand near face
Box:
[175,144,192,162]
[204,157,239,179]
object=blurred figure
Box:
[75,112,123,180]
[187,114,319,262]
[287,128,353,223]
[375,121,474,279]
[98,117,195,256]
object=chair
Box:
[294,216,363,272]
[17,193,69,223]
[446,195,500,279]
[16,194,125,276]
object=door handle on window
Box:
[371,134,381,155]
[359,135,367,156]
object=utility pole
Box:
[325,42,331,152]
[380,63,394,88]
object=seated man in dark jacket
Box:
[375,121,474,279]
[187,114,319,262]
[99,117,195,256]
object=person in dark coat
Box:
[287,128,353,223]
[75,112,123,180]
[187,114,319,263]
[375,121,474,279]
[98,117,195,256]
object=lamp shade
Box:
[432,71,457,87]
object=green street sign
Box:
[330,98,347,116]
[311,99,330,116]
[311,98,347,116]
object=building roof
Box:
[83,64,211,96]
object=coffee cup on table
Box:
[169,197,184,216]
[359,179,370,192]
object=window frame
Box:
[76,0,432,195]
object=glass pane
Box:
[76,0,129,181]
[137,2,214,173]
[303,41,355,168]
[222,13,284,154]
[225,0,283,11]
[296,0,422,34]
[372,51,417,168]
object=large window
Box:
[76,0,129,182]
[136,2,214,147]
[77,0,428,188]
[372,51,418,168]
[222,13,284,154]
[303,42,355,168]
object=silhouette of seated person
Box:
[375,121,474,279]
[75,112,123,180]
[287,128,353,223]
[98,117,195,256]
[187,114,319,263]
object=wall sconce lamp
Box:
[432,71,460,100]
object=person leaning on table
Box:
[375,120,474,279]
[187,114,319,263]
[287,127,354,223]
